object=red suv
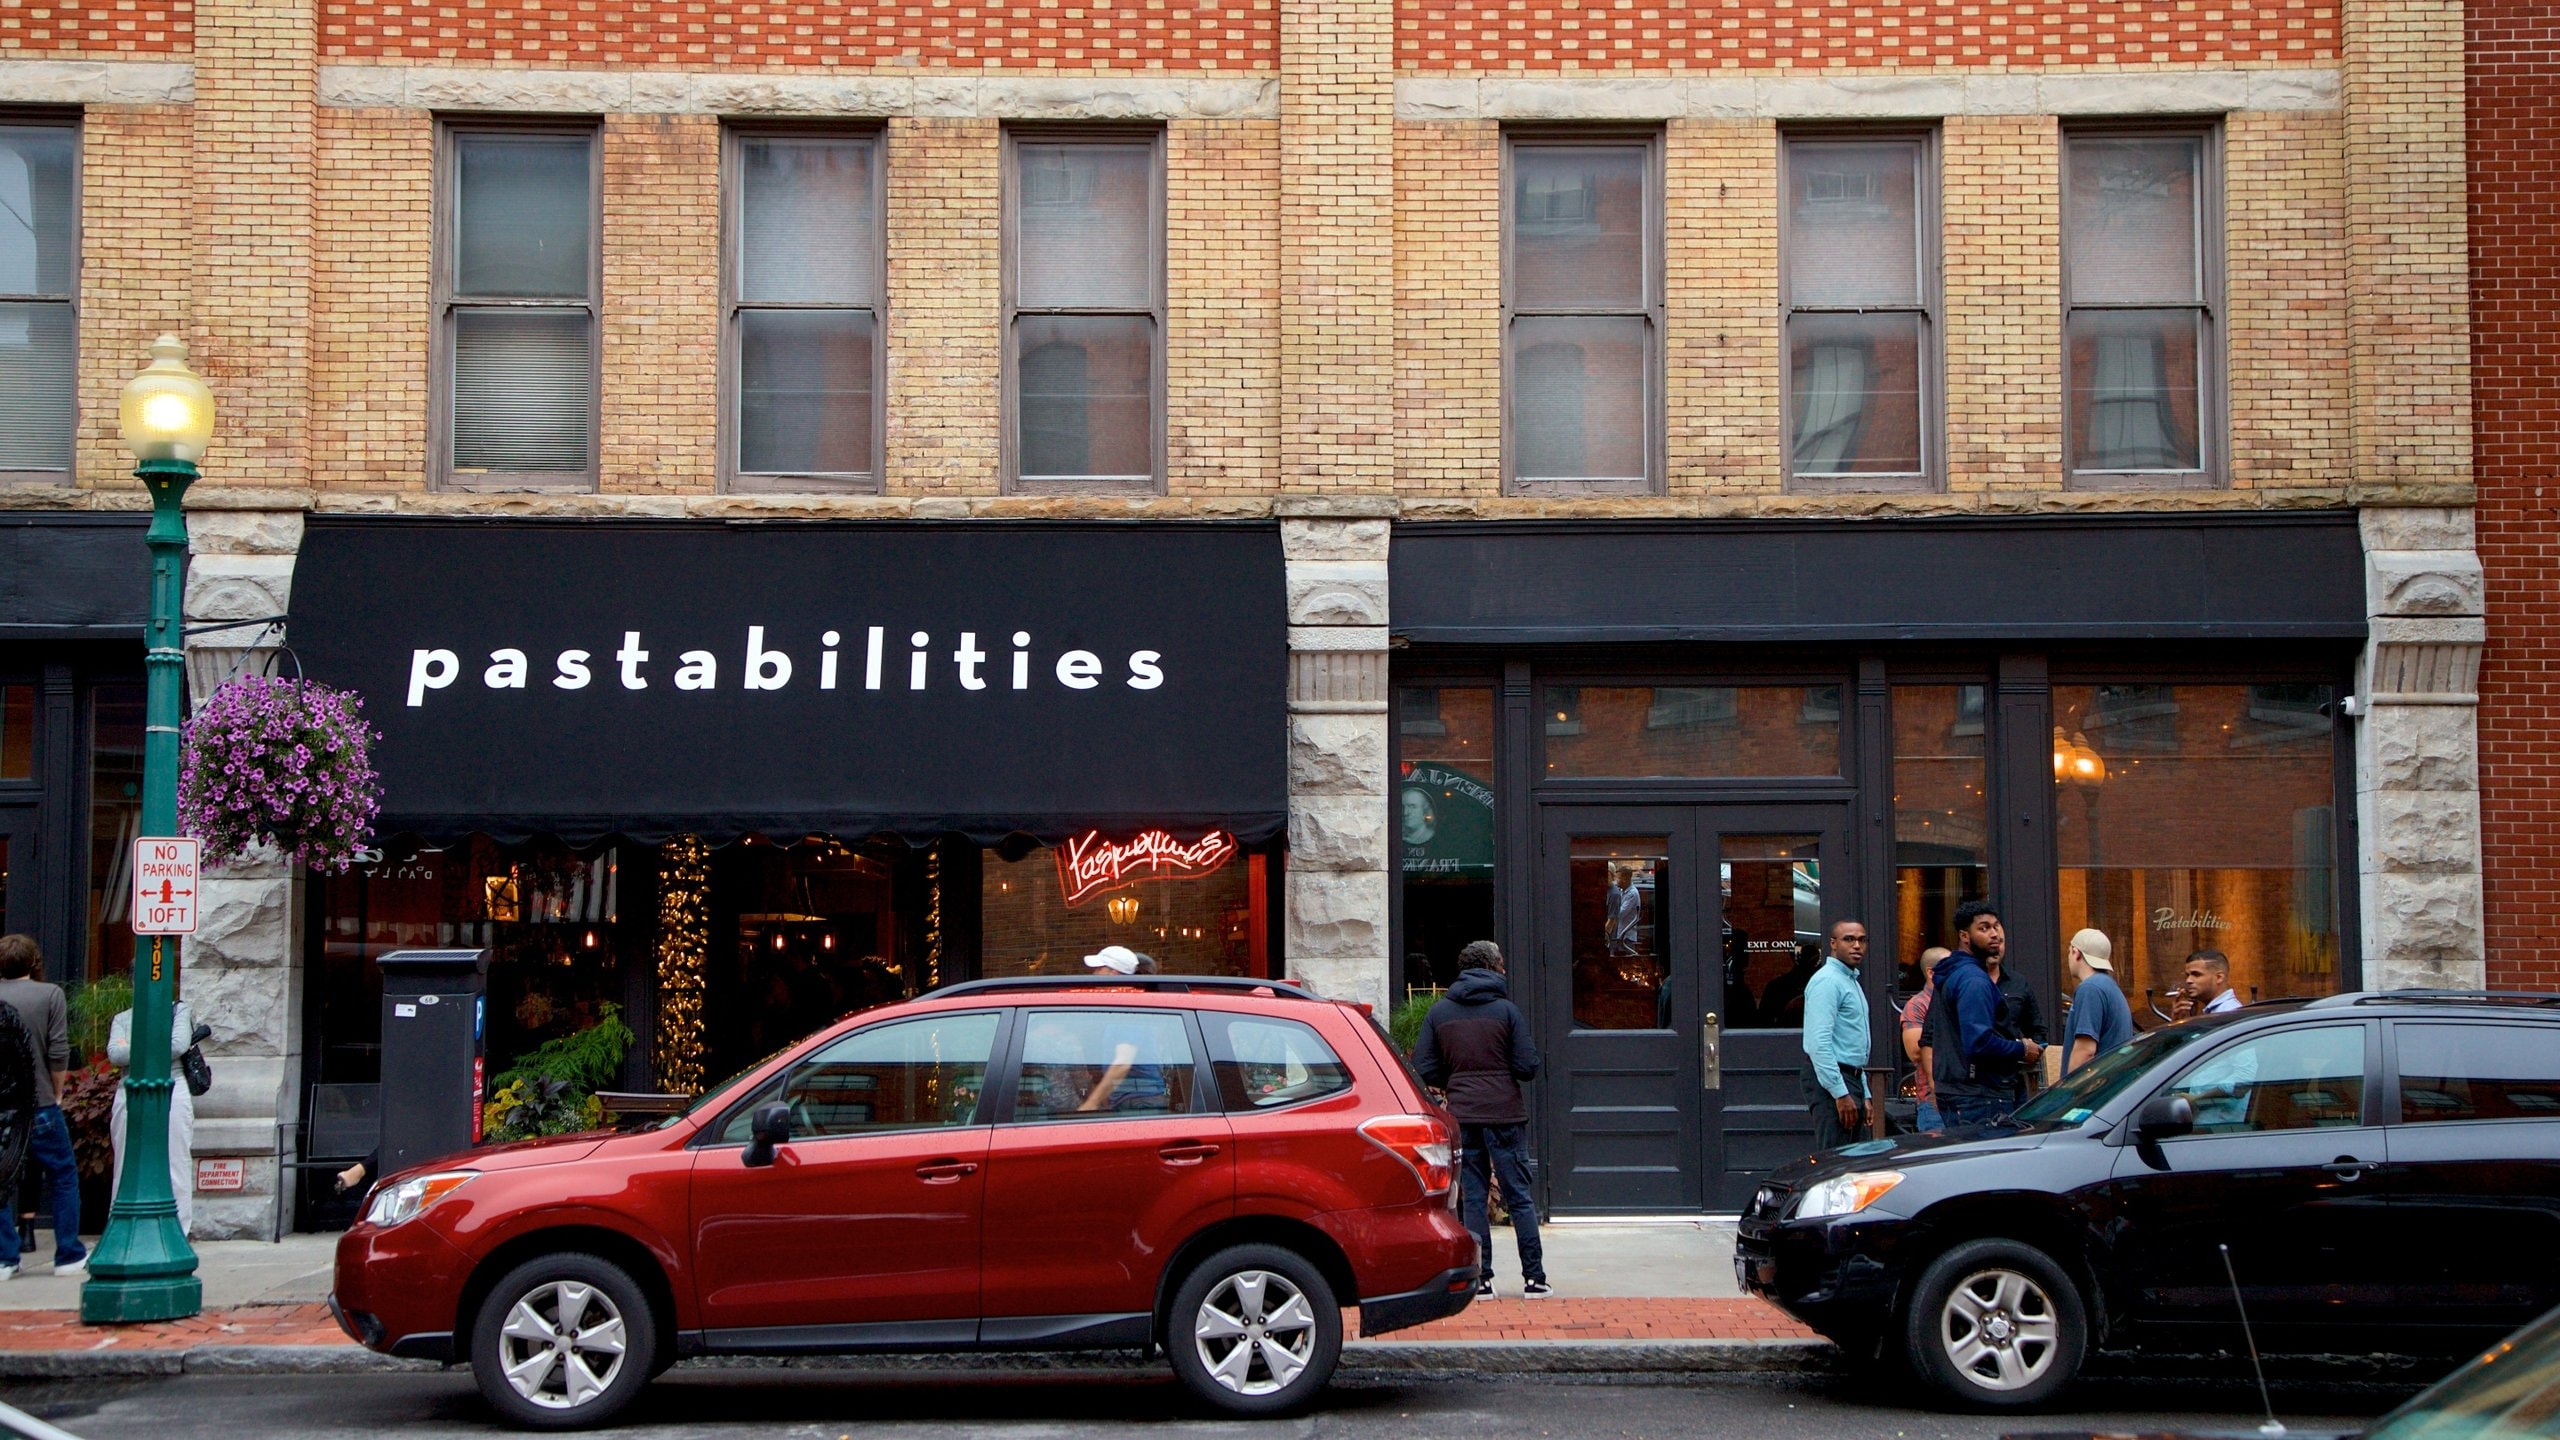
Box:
[330,976,1478,1428]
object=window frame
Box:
[719,122,888,495]
[2060,120,2226,491]
[1500,127,1665,497]
[2141,1019,2378,1140]
[2387,1018,2560,1128]
[698,1008,1011,1146]
[429,117,604,493]
[1777,125,1942,495]
[1000,126,1167,496]
[989,1006,1219,1124]
[1199,1010,1357,1115]
[0,110,81,487]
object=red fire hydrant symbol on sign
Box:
[161,880,175,904]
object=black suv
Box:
[1737,991,2560,1410]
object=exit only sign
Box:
[132,838,200,936]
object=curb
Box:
[0,1337,1839,1381]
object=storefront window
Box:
[1399,685,1497,992]
[2054,683,2340,1018]
[1721,834,1823,1030]
[86,685,143,979]
[1892,684,1988,996]
[0,686,32,780]
[980,829,1266,981]
[709,835,914,1082]
[1542,685,1842,778]
[1569,837,1667,1030]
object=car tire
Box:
[1164,1243,1344,1417]
[468,1252,659,1431]
[1903,1237,2087,1411]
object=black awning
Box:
[288,517,1287,846]
[1390,511,2369,645]
[0,512,148,637]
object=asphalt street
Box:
[0,1365,2414,1440]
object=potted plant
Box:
[177,673,381,873]
[481,1004,636,1144]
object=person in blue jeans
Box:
[1412,941,1549,1298]
[0,936,85,1279]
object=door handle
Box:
[1702,1012,1723,1093]
[2322,1158,2367,1182]
[1159,1142,1222,1165]
[914,1159,980,1183]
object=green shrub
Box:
[492,1002,634,1094]
[70,974,132,1067]
[1388,991,1438,1056]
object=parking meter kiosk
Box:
[376,949,490,1174]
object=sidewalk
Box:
[0,1222,1828,1379]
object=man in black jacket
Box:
[1412,940,1549,1298]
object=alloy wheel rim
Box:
[1939,1266,2059,1393]
[497,1279,629,1410]
[1193,1269,1319,1396]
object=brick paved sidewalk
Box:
[0,1296,1814,1356]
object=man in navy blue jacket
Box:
[1413,941,1549,1298]
[1927,902,2044,1128]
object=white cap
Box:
[2069,928,2114,972]
[1082,945,1143,975]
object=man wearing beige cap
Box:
[2063,929,2134,1076]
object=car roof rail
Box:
[2330,988,2560,1009]
[924,974,1326,1003]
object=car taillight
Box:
[1360,1114,1454,1197]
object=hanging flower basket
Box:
[178,673,383,873]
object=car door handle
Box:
[2323,1158,2367,1181]
[914,1160,980,1183]
[1159,1142,1222,1165]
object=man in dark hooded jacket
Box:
[1928,901,2045,1128]
[1412,940,1549,1297]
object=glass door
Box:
[0,807,31,938]
[1706,817,1849,1211]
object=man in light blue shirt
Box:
[1799,919,1873,1151]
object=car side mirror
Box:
[743,1102,791,1168]
[2136,1093,2194,1141]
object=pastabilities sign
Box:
[132,837,200,935]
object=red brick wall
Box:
[2472,0,2560,992]
[318,0,1274,68]
[0,0,188,53]
[1399,0,2334,72]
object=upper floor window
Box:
[0,118,78,482]
[2064,127,2220,486]
[1505,134,1659,495]
[1783,132,1935,491]
[726,129,882,492]
[1006,132,1162,493]
[436,123,599,490]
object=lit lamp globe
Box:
[118,334,217,465]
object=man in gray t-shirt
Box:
[0,935,86,1276]
[2063,929,2135,1077]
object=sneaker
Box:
[0,1263,17,1281]
[1475,1276,1496,1299]
[1521,1279,1553,1298]
[52,1256,85,1279]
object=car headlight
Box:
[1793,1170,1905,1220]
[362,1171,475,1227]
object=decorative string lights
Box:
[654,833,709,1094]
[924,846,943,990]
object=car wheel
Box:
[469,1252,658,1430]
[1903,1238,2087,1411]
[1165,1243,1343,1417]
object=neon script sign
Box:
[1057,828,1239,906]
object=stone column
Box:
[1280,500,1395,1013]
[2355,506,2486,990]
[180,503,307,1239]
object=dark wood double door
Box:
[1535,802,1854,1214]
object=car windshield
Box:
[2362,1302,2560,1440]
[658,1041,803,1129]
[2009,1023,2218,1126]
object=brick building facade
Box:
[0,0,2480,1226]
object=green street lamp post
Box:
[82,334,213,1324]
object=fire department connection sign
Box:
[131,838,200,935]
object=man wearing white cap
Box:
[1077,946,1166,1112]
[1082,945,1157,977]
[2063,929,2134,1076]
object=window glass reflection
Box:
[1569,838,1665,1031]
[1720,835,1821,1032]
[1543,685,1842,778]
[1893,684,1987,997]
[1398,686,1496,994]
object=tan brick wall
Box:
[190,0,315,488]
[309,107,430,490]
[75,105,195,489]
[1665,119,1780,496]
[601,114,719,494]
[2227,109,2350,489]
[883,117,1001,496]
[1942,113,2063,494]
[1391,120,1499,497]
[1168,118,1281,495]
[2344,0,2470,489]
[1280,0,1395,492]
